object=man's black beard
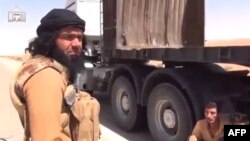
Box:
[49,47,84,84]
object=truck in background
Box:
[66,0,250,141]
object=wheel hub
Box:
[163,109,176,129]
[121,94,129,111]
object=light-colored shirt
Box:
[191,116,230,141]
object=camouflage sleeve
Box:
[191,120,202,140]
[23,67,67,141]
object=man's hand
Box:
[188,135,198,141]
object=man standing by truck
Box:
[10,8,100,141]
[188,101,229,141]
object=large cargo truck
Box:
[66,0,250,141]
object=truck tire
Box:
[111,76,143,131]
[147,83,193,141]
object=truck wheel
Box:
[111,76,142,131]
[147,83,193,141]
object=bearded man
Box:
[10,9,100,141]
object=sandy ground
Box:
[0,58,23,140]
[0,57,152,141]
[205,39,250,47]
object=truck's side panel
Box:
[103,0,116,49]
[104,0,204,50]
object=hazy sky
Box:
[0,0,250,55]
[205,0,250,40]
[0,0,65,55]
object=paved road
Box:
[0,57,153,141]
[95,93,153,141]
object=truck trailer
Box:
[66,0,250,141]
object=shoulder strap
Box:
[15,55,68,100]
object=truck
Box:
[65,0,250,141]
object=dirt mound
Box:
[0,53,31,62]
[0,56,23,61]
[205,39,250,47]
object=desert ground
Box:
[205,39,250,47]
[0,58,23,141]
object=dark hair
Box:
[25,31,77,84]
[205,101,218,109]
[23,9,86,85]
[25,31,57,57]
[229,112,249,124]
